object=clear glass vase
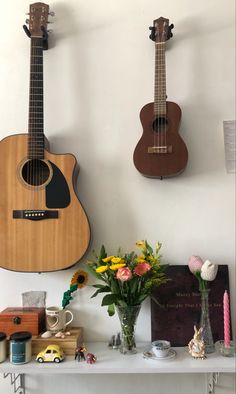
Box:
[200,289,215,353]
[116,305,141,354]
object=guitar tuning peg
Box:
[149,26,153,30]
[49,11,55,16]
[170,33,173,37]
[25,19,29,24]
[170,24,174,29]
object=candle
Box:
[223,290,231,348]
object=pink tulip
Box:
[116,267,132,282]
[188,255,204,274]
[134,262,151,276]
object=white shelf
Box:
[0,342,235,374]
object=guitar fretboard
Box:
[154,42,166,116]
[28,37,44,159]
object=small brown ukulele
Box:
[133,17,188,179]
[0,3,90,272]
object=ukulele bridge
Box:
[13,210,59,220]
[148,146,172,154]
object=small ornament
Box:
[41,331,52,338]
[55,331,64,338]
[188,326,206,359]
[65,331,71,336]
[86,353,97,364]
[75,346,87,362]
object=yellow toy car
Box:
[36,344,65,363]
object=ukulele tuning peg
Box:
[48,11,55,16]
[149,26,153,30]
[170,33,173,37]
[170,24,174,29]
[25,19,29,24]
[47,29,53,34]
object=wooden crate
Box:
[32,327,83,355]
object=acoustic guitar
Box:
[0,3,90,272]
[133,17,188,179]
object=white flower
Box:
[200,260,218,281]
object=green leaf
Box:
[91,286,111,299]
[117,299,127,307]
[101,293,118,306]
[107,303,115,316]
[137,293,148,303]
[99,245,107,262]
[86,264,103,280]
[70,284,78,292]
[92,284,106,289]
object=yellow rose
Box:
[96,265,108,273]
[102,256,114,263]
[110,263,126,270]
[136,240,146,249]
[111,257,123,263]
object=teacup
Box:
[152,340,171,358]
[46,306,73,333]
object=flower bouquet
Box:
[87,240,169,354]
[188,256,218,353]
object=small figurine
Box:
[86,353,97,364]
[188,326,206,359]
[75,346,87,362]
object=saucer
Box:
[143,348,176,361]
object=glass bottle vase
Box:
[116,305,141,354]
[200,289,215,353]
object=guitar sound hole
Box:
[21,159,50,186]
[153,117,168,133]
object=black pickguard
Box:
[46,161,70,208]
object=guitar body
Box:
[133,101,188,178]
[0,134,90,272]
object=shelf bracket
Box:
[3,373,25,394]
[206,372,220,394]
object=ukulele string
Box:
[163,42,167,150]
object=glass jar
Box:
[10,331,32,364]
[0,332,7,363]
[200,289,215,353]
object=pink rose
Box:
[134,262,151,276]
[116,267,132,282]
[188,255,204,274]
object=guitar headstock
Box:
[26,2,50,37]
[149,17,174,43]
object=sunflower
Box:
[70,270,88,289]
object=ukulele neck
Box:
[28,37,44,159]
[154,42,166,117]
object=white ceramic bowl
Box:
[152,340,171,358]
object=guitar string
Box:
[163,41,167,150]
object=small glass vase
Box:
[116,305,141,354]
[200,289,215,353]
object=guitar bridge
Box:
[13,210,58,220]
[148,145,172,154]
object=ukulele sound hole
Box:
[153,117,168,133]
[21,159,51,186]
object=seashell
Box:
[61,334,65,339]
[65,331,71,336]
[55,331,63,338]
[41,331,52,338]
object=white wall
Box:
[0,0,235,393]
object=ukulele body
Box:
[0,133,90,272]
[133,101,188,178]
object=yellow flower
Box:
[137,258,146,264]
[102,256,114,263]
[136,240,146,249]
[111,257,124,264]
[70,270,88,289]
[110,263,126,270]
[138,255,145,259]
[96,265,109,273]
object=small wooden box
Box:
[0,307,46,336]
[32,327,83,355]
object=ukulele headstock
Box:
[149,17,174,43]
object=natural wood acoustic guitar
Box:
[133,17,188,179]
[0,3,90,272]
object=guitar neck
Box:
[154,42,166,116]
[28,37,44,159]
